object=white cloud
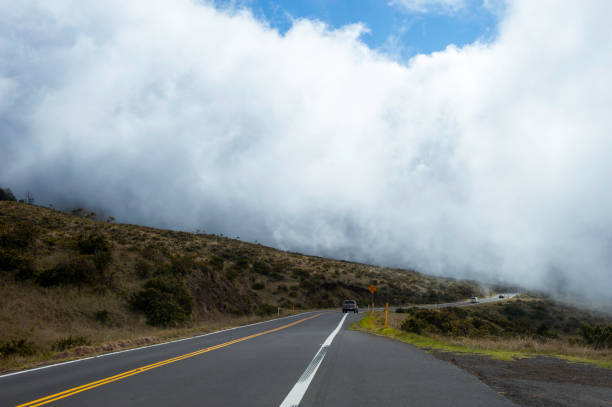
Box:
[1,0,612,304]
[389,0,467,13]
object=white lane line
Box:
[0,311,317,379]
[279,313,347,407]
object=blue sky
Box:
[215,0,502,58]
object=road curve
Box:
[416,293,519,309]
[1,311,516,407]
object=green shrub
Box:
[134,259,153,279]
[291,269,309,280]
[76,232,110,255]
[226,268,240,281]
[170,255,194,276]
[401,317,426,334]
[0,221,37,249]
[130,278,193,326]
[579,324,612,349]
[0,249,35,279]
[92,249,112,271]
[208,255,224,270]
[0,339,35,357]
[95,310,110,323]
[501,303,526,318]
[400,308,485,337]
[235,257,249,269]
[36,256,97,286]
[253,261,271,275]
[52,336,90,351]
[256,304,277,316]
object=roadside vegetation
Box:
[353,299,612,368]
[0,201,485,371]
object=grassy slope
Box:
[0,201,484,370]
[352,300,612,368]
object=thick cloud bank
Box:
[2,0,612,302]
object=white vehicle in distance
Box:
[470,297,479,303]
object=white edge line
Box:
[279,313,348,407]
[0,311,317,379]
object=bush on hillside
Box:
[92,249,112,271]
[256,304,277,316]
[207,255,224,271]
[579,324,612,349]
[235,257,249,270]
[0,249,35,279]
[94,310,110,324]
[169,255,195,276]
[400,308,501,337]
[76,232,110,255]
[52,336,90,351]
[397,301,602,339]
[134,259,153,279]
[36,256,98,286]
[0,221,37,249]
[130,278,193,326]
[0,339,35,358]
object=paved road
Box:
[416,293,518,309]
[1,311,516,407]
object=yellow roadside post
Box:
[368,285,376,317]
[384,302,389,328]
[292,304,295,313]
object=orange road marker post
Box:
[384,302,389,328]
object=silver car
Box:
[342,300,359,313]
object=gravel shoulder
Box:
[431,352,612,407]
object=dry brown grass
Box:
[438,335,612,362]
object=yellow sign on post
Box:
[368,285,376,317]
[384,302,389,328]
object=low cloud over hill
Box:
[1,1,612,304]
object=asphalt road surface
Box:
[1,310,517,406]
[416,293,518,309]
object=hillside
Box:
[0,201,483,369]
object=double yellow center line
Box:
[17,313,321,407]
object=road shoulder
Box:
[433,352,612,407]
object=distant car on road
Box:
[498,294,505,299]
[342,300,359,313]
[470,297,479,304]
